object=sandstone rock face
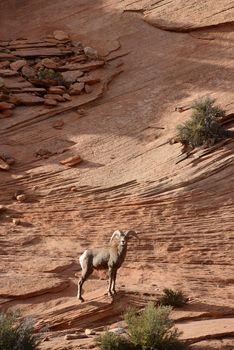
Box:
[0,1,233,350]
[10,59,27,71]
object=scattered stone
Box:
[21,87,46,94]
[63,93,72,101]
[35,148,53,159]
[69,82,84,95]
[62,70,83,84]
[48,86,65,94]
[84,84,93,94]
[0,61,10,69]
[13,218,21,225]
[64,334,87,340]
[12,48,73,57]
[15,93,44,105]
[52,119,64,129]
[0,158,10,170]
[108,327,127,335]
[40,58,58,69]
[29,78,57,88]
[21,65,36,79]
[44,98,58,107]
[0,102,15,111]
[0,69,18,77]
[53,30,70,41]
[85,329,96,336]
[0,77,5,87]
[84,46,99,60]
[10,59,27,71]
[60,155,83,167]
[77,108,86,116]
[70,186,77,192]
[0,52,16,60]
[78,76,101,85]
[44,94,65,102]
[16,194,27,202]
[8,95,22,105]
[61,61,105,71]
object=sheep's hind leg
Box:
[77,268,93,302]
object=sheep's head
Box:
[110,229,138,246]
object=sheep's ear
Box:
[110,230,121,242]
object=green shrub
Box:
[124,303,186,350]
[96,331,132,350]
[0,311,40,350]
[159,289,188,308]
[176,97,226,148]
[38,68,64,85]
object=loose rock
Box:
[62,70,83,84]
[48,86,65,94]
[40,58,58,69]
[16,194,27,202]
[69,82,84,95]
[0,158,10,170]
[84,46,99,60]
[52,119,64,129]
[0,102,15,111]
[21,65,36,79]
[84,84,93,94]
[13,218,21,225]
[60,155,83,167]
[53,30,69,41]
[10,59,27,71]
[0,61,10,69]
[44,98,58,107]
[85,329,96,336]
[63,93,72,101]
[44,94,65,102]
[0,69,18,77]
[15,93,44,105]
[64,334,87,340]
[0,110,13,118]
[35,148,52,159]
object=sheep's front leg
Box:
[111,269,117,295]
[107,267,114,297]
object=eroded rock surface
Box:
[0,1,233,349]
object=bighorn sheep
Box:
[77,230,138,302]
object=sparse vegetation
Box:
[0,311,40,350]
[159,289,188,308]
[176,97,226,148]
[38,68,65,85]
[124,303,186,350]
[96,331,132,350]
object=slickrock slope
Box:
[0,1,233,349]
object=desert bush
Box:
[96,331,132,350]
[38,68,64,85]
[159,289,188,308]
[0,311,40,350]
[176,97,226,148]
[124,303,186,350]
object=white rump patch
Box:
[79,250,88,269]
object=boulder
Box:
[53,30,70,41]
[44,98,58,107]
[21,65,36,79]
[10,59,27,71]
[61,70,83,84]
[69,82,84,95]
[0,102,15,110]
[16,93,44,105]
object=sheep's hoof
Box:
[107,291,114,297]
[77,296,84,303]
[112,290,117,295]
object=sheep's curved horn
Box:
[110,230,122,243]
[125,230,139,239]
